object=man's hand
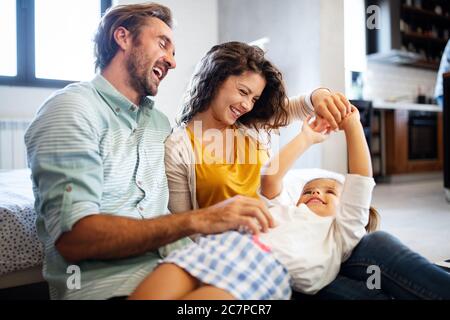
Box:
[194,195,275,236]
[311,90,352,130]
[339,105,361,132]
[300,116,330,145]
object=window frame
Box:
[0,0,111,88]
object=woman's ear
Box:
[113,26,131,51]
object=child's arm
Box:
[340,106,372,177]
[260,116,329,199]
[336,105,375,259]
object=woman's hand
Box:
[300,116,330,145]
[311,90,352,130]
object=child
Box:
[129,106,377,300]
[257,105,380,294]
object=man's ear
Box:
[113,26,131,51]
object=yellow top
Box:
[187,126,269,208]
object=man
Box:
[435,40,450,107]
[25,2,350,299]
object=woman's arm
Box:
[165,133,195,213]
[260,117,329,199]
[285,89,352,129]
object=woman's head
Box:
[296,178,380,233]
[178,42,289,130]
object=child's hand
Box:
[339,105,361,131]
[301,116,330,145]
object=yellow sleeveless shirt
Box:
[187,126,269,208]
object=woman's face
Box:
[207,71,266,126]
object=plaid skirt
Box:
[162,231,292,300]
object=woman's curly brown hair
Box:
[178,42,289,131]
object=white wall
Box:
[364,62,437,102]
[218,0,323,170]
[0,86,55,120]
[0,0,351,173]
[320,0,347,174]
[115,0,218,124]
[0,0,218,125]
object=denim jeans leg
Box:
[339,231,450,300]
[308,274,391,300]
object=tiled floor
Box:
[372,174,450,262]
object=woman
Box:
[164,42,447,299]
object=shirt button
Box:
[137,181,142,186]
[138,206,144,212]
[115,107,120,113]
[66,185,72,192]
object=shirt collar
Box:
[91,74,154,118]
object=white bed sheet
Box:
[0,169,43,276]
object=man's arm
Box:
[56,195,276,263]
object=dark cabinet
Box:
[366,0,450,70]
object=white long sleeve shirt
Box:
[258,174,376,294]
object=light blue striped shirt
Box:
[25,74,177,299]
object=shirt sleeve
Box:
[164,131,194,213]
[334,174,376,261]
[435,40,450,100]
[25,92,103,245]
[258,184,295,207]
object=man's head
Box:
[94,3,176,96]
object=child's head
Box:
[296,178,380,233]
[296,178,342,217]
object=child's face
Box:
[296,179,342,217]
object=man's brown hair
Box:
[94,2,172,71]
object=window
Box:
[0,0,17,77]
[0,0,111,88]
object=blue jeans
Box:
[293,231,450,300]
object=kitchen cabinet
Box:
[384,109,443,174]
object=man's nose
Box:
[165,52,176,69]
[312,189,321,195]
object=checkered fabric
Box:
[162,231,292,300]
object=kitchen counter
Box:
[373,100,442,112]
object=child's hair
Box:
[366,206,380,233]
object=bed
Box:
[0,169,46,298]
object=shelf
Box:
[402,31,449,46]
[402,5,450,23]
[411,59,440,70]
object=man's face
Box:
[126,17,176,97]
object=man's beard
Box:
[126,46,158,97]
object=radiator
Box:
[0,119,31,170]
